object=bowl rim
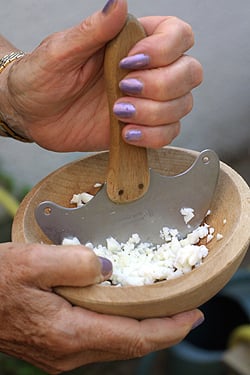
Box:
[12,147,250,317]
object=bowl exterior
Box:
[12,147,250,318]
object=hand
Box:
[0,242,204,374]
[1,0,202,152]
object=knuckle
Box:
[147,123,180,149]
[188,58,203,87]
[81,247,100,271]
[167,95,193,123]
[39,31,72,63]
[44,322,78,354]
[181,21,194,48]
[169,17,194,44]
[172,122,181,138]
[39,32,61,54]
[6,242,40,270]
[185,93,194,114]
[129,337,152,358]
[164,123,181,146]
[151,103,162,125]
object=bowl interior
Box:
[12,147,250,318]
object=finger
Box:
[25,305,203,372]
[122,122,181,148]
[50,349,131,374]
[113,93,193,126]
[120,16,194,69]
[35,0,128,70]
[71,308,204,357]
[119,55,203,101]
[10,243,112,288]
[42,307,204,372]
[15,307,203,375]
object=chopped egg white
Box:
[62,237,81,245]
[94,182,103,188]
[64,189,226,287]
[180,207,195,224]
[216,233,224,241]
[63,224,211,286]
[70,192,94,207]
[209,227,215,235]
[206,234,214,243]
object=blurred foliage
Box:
[0,168,30,242]
[0,354,47,375]
[0,353,138,375]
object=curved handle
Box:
[104,14,150,203]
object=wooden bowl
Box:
[12,147,250,319]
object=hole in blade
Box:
[202,155,210,164]
[44,207,52,215]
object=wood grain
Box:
[12,147,250,319]
[104,15,150,203]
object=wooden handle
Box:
[104,14,150,203]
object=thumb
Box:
[85,0,129,47]
[46,0,128,66]
[21,244,113,288]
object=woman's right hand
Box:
[0,0,202,152]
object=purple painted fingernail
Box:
[125,129,142,141]
[119,78,143,94]
[113,102,136,118]
[99,256,113,277]
[191,316,205,330]
[102,0,116,14]
[120,54,150,69]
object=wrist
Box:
[0,51,25,73]
[0,51,32,142]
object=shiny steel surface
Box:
[35,149,219,246]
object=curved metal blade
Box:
[35,149,219,246]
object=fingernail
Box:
[120,54,150,69]
[191,316,205,330]
[125,129,142,141]
[119,78,143,94]
[113,102,136,118]
[99,256,113,277]
[102,0,117,14]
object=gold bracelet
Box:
[0,51,32,142]
[0,50,25,73]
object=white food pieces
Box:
[70,183,103,207]
[93,229,209,286]
[94,182,103,188]
[63,224,211,287]
[62,237,81,245]
[70,192,94,207]
[206,226,215,243]
[216,233,224,241]
[180,207,195,224]
[66,191,226,287]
